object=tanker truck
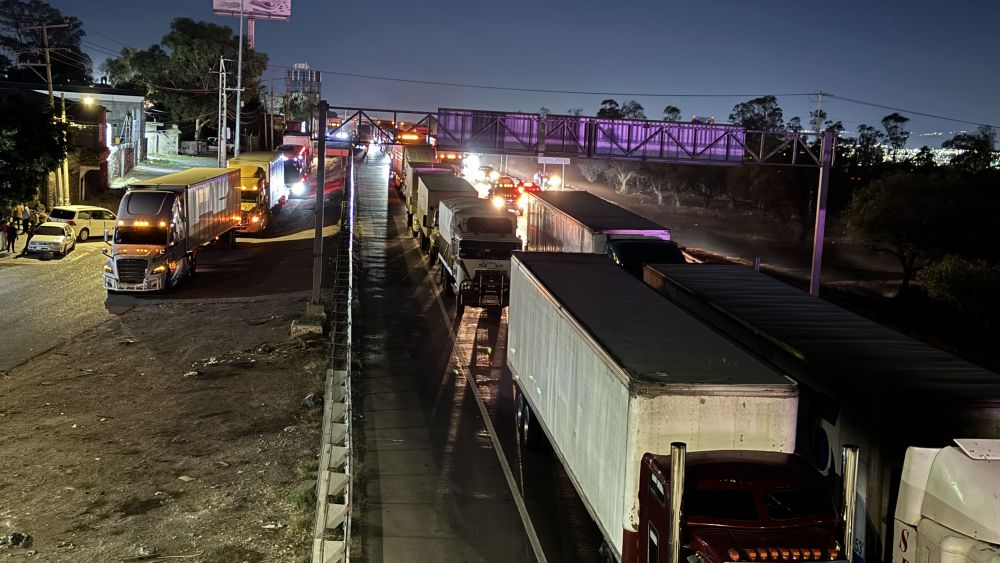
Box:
[507,252,855,563]
[102,168,240,293]
[434,197,522,314]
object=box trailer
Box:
[402,161,453,235]
[523,190,671,253]
[102,168,240,293]
[508,252,849,563]
[641,263,1000,563]
[414,175,477,250]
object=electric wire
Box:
[827,94,997,130]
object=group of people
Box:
[1,202,48,254]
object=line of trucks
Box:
[102,151,293,293]
[389,147,1000,563]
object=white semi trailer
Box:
[507,252,850,563]
[102,168,240,293]
[893,439,1000,563]
[414,175,477,251]
[434,197,522,313]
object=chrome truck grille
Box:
[116,258,148,284]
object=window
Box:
[648,523,660,563]
[684,490,757,521]
[78,211,91,220]
[49,208,75,220]
[765,487,834,520]
[650,474,666,506]
[34,225,65,236]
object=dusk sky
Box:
[54,0,998,146]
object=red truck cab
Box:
[636,451,844,563]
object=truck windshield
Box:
[684,490,757,521]
[765,487,833,520]
[458,240,521,260]
[241,188,260,203]
[114,226,168,245]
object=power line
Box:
[85,28,132,49]
[265,63,814,99]
[827,94,997,130]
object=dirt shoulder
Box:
[0,293,328,562]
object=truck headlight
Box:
[103,264,113,273]
[491,195,505,208]
[291,182,306,195]
[152,264,167,274]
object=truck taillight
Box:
[744,549,757,561]
[811,549,822,560]
[743,548,834,562]
[789,549,800,560]
[729,549,742,561]
[826,548,839,560]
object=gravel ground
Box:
[0,293,329,562]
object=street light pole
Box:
[234,0,244,157]
[310,100,328,309]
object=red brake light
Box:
[67,220,77,226]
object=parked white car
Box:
[26,222,76,256]
[47,205,117,241]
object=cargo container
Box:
[414,175,477,250]
[102,168,240,293]
[434,197,521,313]
[508,252,850,563]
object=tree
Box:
[662,105,681,122]
[620,100,646,119]
[844,172,960,295]
[0,91,67,207]
[787,117,802,132]
[942,126,997,173]
[809,108,827,133]
[855,124,885,168]
[920,256,1000,324]
[603,162,642,194]
[566,108,584,116]
[577,160,607,182]
[538,106,551,118]
[597,99,622,119]
[728,95,784,130]
[107,18,269,140]
[640,163,682,206]
[910,146,936,170]
[881,112,911,158]
[0,0,92,85]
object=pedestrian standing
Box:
[12,204,22,231]
[1,220,8,252]
[5,222,17,253]
[21,205,31,233]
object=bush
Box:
[919,256,1000,322]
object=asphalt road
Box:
[0,170,343,373]
[356,153,602,562]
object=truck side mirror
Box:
[103,228,110,244]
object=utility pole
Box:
[813,91,825,134]
[309,99,329,311]
[60,93,70,205]
[809,130,835,296]
[217,57,228,168]
[23,21,69,207]
[234,0,244,157]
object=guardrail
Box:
[312,157,356,562]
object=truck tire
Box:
[455,295,465,317]
[419,232,429,252]
[428,246,438,265]
[516,393,544,450]
[442,270,455,297]
[187,255,197,279]
[229,230,238,249]
[406,212,413,231]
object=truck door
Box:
[640,457,669,563]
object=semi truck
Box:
[102,168,240,293]
[414,175,478,250]
[523,190,684,277]
[893,439,1000,563]
[641,263,1000,563]
[402,160,453,233]
[434,197,522,314]
[507,252,854,563]
[226,151,289,234]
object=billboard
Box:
[213,0,290,20]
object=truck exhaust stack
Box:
[669,442,686,563]
[841,445,859,563]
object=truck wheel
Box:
[229,230,238,248]
[516,393,543,450]
[406,212,413,230]
[443,271,455,297]
[187,256,198,279]
[419,233,429,252]
[428,246,438,265]
[455,295,465,317]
